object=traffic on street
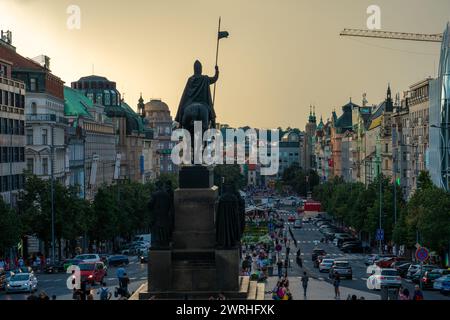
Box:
[242,187,450,300]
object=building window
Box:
[105,92,111,105]
[42,158,48,175]
[30,78,37,91]
[96,93,102,105]
[111,92,117,106]
[31,102,37,114]
[26,129,33,145]
[42,129,48,145]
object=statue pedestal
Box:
[142,167,242,299]
[172,187,217,249]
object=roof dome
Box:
[145,99,169,112]
[281,131,300,142]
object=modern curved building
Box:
[429,23,450,191]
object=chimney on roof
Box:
[1,30,12,44]
[32,55,51,70]
[0,30,15,51]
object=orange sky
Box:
[1,0,449,129]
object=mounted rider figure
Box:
[174,60,218,134]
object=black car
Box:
[337,238,358,248]
[312,249,327,261]
[107,255,129,267]
[44,261,65,273]
[340,243,365,253]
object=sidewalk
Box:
[264,276,380,300]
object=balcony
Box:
[26,114,68,125]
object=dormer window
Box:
[105,91,111,105]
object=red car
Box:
[376,257,402,268]
[79,262,106,284]
[288,215,296,222]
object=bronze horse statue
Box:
[175,60,218,140]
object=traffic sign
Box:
[415,247,429,262]
[376,228,384,241]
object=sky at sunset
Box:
[1,0,450,129]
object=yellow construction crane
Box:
[340,28,443,43]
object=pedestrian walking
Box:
[284,258,289,277]
[98,282,112,300]
[276,259,283,278]
[412,285,424,300]
[399,288,410,300]
[301,272,309,297]
[333,275,341,299]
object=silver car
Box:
[6,273,38,293]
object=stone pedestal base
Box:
[172,187,218,250]
[148,250,171,292]
[143,168,243,300]
[215,249,240,292]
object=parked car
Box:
[440,279,450,295]
[334,235,357,247]
[132,234,151,243]
[140,251,149,264]
[294,219,303,228]
[367,268,402,290]
[74,254,101,263]
[341,243,366,253]
[390,260,412,270]
[376,257,399,268]
[78,262,106,285]
[288,215,296,223]
[411,265,440,283]
[314,255,326,268]
[434,275,450,293]
[394,262,413,278]
[365,254,379,266]
[312,248,327,262]
[107,255,129,267]
[329,261,353,280]
[319,259,335,273]
[5,273,38,293]
[421,270,449,290]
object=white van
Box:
[132,234,151,244]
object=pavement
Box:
[0,256,147,300]
[264,276,380,300]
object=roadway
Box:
[0,256,147,300]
